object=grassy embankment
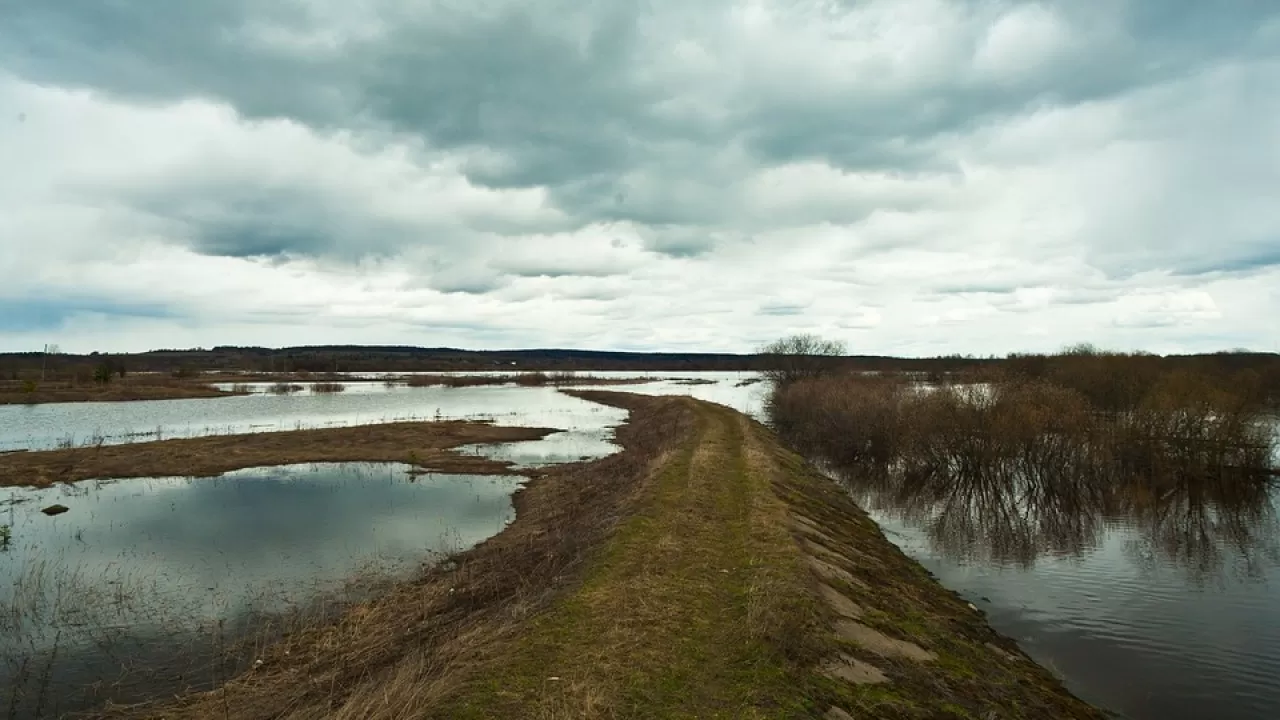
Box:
[0,422,553,488]
[95,393,1100,719]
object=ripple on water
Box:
[864,483,1280,720]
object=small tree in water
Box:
[759,334,846,386]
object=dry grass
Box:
[770,373,1278,486]
[0,378,246,405]
[403,373,658,388]
[0,421,554,488]
[429,399,820,718]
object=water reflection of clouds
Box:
[0,383,632,452]
[1,464,522,635]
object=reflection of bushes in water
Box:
[268,382,305,395]
[770,372,1279,574]
[310,381,347,394]
[0,554,405,718]
[1117,470,1280,582]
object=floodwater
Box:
[3,374,1275,718]
[0,381,629,453]
[1,463,523,715]
[0,371,758,715]
[837,466,1280,720]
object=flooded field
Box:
[0,382,625,454]
[2,374,1277,718]
[0,373,759,453]
[0,372,760,716]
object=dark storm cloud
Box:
[119,178,409,259]
[7,0,1272,241]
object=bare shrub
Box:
[769,364,1277,492]
[758,334,846,386]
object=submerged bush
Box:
[769,351,1279,575]
[770,365,1278,491]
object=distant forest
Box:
[1,344,1277,381]
[1,345,980,375]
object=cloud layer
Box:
[2,0,1278,354]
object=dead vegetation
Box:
[0,377,246,405]
[403,372,659,388]
[767,359,1280,579]
[81,393,1101,719]
[0,421,554,488]
[769,368,1278,489]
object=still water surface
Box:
[841,468,1280,720]
[1,463,523,714]
[0,381,630,455]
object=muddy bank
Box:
[87,393,1100,719]
[0,421,553,488]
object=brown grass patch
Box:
[0,377,246,405]
[0,421,554,488]
[403,373,659,388]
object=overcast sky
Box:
[1,1,1277,355]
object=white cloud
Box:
[1,1,1279,354]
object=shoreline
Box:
[85,392,1102,719]
[0,420,554,488]
[0,382,249,405]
